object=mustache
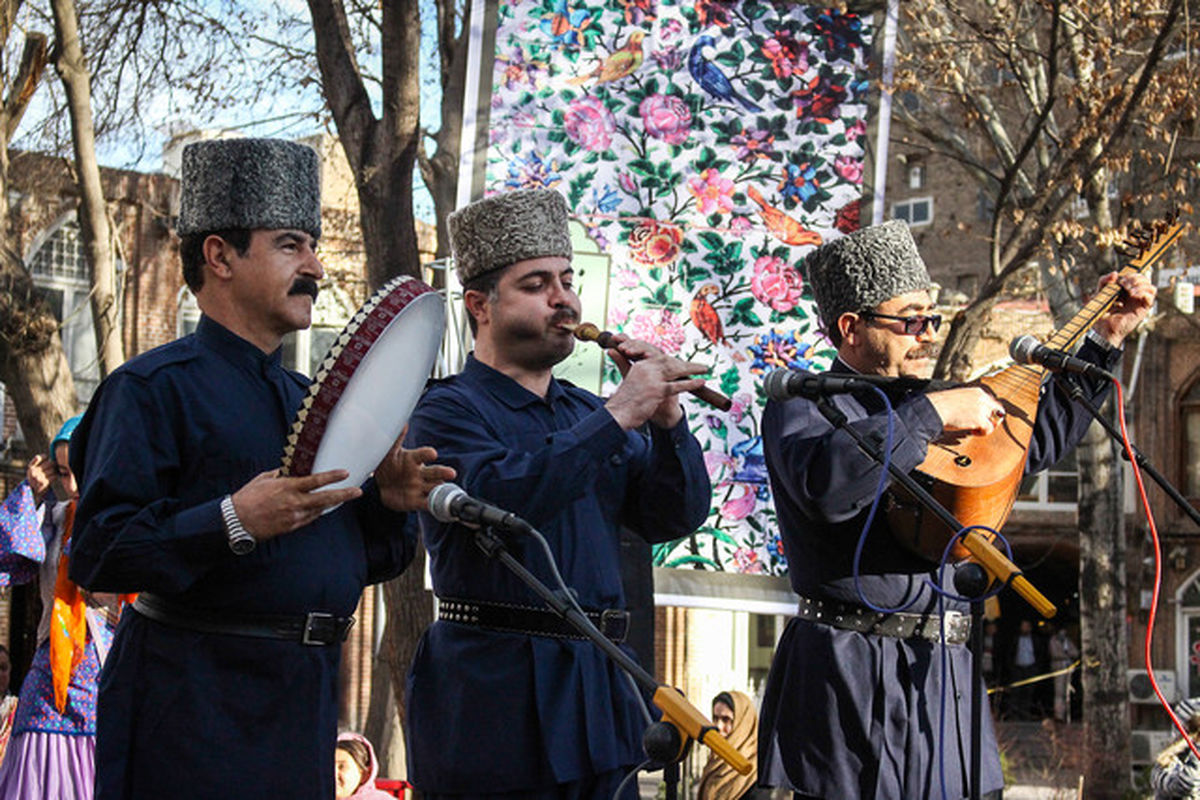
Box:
[289,277,320,301]
[907,347,935,360]
[550,309,579,327]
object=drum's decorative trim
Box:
[281,275,436,476]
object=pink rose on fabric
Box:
[639,94,692,145]
[564,96,616,151]
[616,268,640,289]
[729,216,753,234]
[733,547,764,574]
[618,172,638,195]
[834,155,863,185]
[751,255,804,313]
[630,308,686,354]
[688,168,735,215]
[608,306,630,327]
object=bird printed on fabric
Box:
[688,35,762,113]
[568,31,646,86]
[746,185,823,247]
[690,284,726,346]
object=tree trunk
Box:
[0,26,73,452]
[934,294,1000,382]
[1077,418,1129,799]
[307,0,431,776]
[49,0,123,378]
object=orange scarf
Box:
[48,502,135,714]
[49,502,86,714]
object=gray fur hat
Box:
[177,138,321,238]
[806,220,932,335]
[449,189,573,284]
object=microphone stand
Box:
[1050,373,1200,530]
[468,526,748,799]
[812,395,1042,800]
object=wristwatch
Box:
[220,494,257,555]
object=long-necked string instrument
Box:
[568,322,734,411]
[888,219,1183,566]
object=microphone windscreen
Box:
[1009,335,1039,364]
[763,369,794,402]
[428,482,465,523]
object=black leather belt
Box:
[796,594,970,645]
[133,593,354,646]
[438,597,629,643]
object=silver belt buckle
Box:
[302,612,339,645]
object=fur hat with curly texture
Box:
[177,138,321,238]
[805,220,932,336]
[449,189,573,284]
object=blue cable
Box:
[844,385,1017,800]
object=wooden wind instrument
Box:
[569,322,733,411]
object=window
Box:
[177,288,201,338]
[1015,450,1078,510]
[1184,380,1200,499]
[27,216,112,402]
[908,164,925,190]
[280,326,342,378]
[891,198,933,227]
[1071,195,1090,220]
[977,188,995,222]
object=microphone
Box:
[427,483,533,535]
[1009,335,1116,381]
[763,369,954,402]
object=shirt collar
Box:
[462,354,564,409]
[196,315,285,374]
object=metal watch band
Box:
[220,494,256,555]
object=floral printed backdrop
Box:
[484,0,873,576]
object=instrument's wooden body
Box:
[887,220,1183,562]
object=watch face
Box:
[229,536,256,556]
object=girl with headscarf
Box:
[695,690,767,800]
[336,732,395,799]
[0,416,130,798]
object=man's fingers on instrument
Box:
[667,378,707,395]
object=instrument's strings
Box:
[984,221,1179,398]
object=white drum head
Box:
[282,275,445,496]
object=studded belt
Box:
[796,594,970,645]
[438,597,630,643]
[133,593,354,646]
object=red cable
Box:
[1118,378,1200,760]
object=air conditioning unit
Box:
[1131,729,1178,764]
[1128,669,1177,704]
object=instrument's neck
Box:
[1043,222,1182,353]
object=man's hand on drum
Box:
[375,432,456,513]
[231,469,363,541]
[603,335,708,430]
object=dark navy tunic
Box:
[759,339,1120,800]
[404,355,710,795]
[68,316,413,800]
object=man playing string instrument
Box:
[757,220,1154,800]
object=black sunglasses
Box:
[860,311,942,336]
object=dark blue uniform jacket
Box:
[69,316,413,800]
